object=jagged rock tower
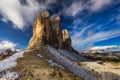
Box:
[28,11,72,51]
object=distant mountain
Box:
[82,47,120,62]
[85,46,120,54]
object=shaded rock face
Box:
[28,11,72,51]
[62,29,72,51]
[0,49,15,60]
[51,16,63,49]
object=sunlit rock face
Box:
[27,11,72,51]
[28,11,52,49]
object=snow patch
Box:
[58,49,77,61]
[0,51,24,80]
[0,51,24,72]
[47,59,64,69]
[47,46,96,80]
[37,54,43,58]
[0,70,19,80]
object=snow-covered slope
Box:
[47,46,96,80]
[0,51,24,72]
[0,70,19,80]
[0,51,24,80]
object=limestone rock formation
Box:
[51,16,63,49]
[28,11,52,49]
[0,49,16,60]
[28,11,72,51]
[62,29,72,51]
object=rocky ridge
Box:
[0,49,16,60]
[28,11,72,51]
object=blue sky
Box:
[0,0,120,51]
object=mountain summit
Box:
[28,11,72,51]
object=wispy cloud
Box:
[70,9,120,49]
[45,0,57,5]
[64,0,112,16]
[67,1,120,50]
[71,23,94,40]
[1,18,8,23]
[72,25,120,48]
[65,1,84,16]
[90,0,111,11]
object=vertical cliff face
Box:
[28,11,52,49]
[62,29,72,51]
[51,16,63,49]
[28,11,72,51]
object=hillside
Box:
[10,46,83,80]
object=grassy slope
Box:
[10,47,83,80]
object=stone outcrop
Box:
[0,49,16,60]
[28,11,52,49]
[28,11,72,51]
[62,29,72,51]
[51,16,63,49]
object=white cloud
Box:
[0,40,17,50]
[90,0,111,11]
[65,1,84,16]
[0,0,45,30]
[0,0,59,30]
[72,24,93,40]
[1,18,8,23]
[90,45,119,50]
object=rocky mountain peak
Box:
[62,29,71,51]
[62,29,70,41]
[43,10,50,17]
[27,11,72,51]
[55,16,60,21]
